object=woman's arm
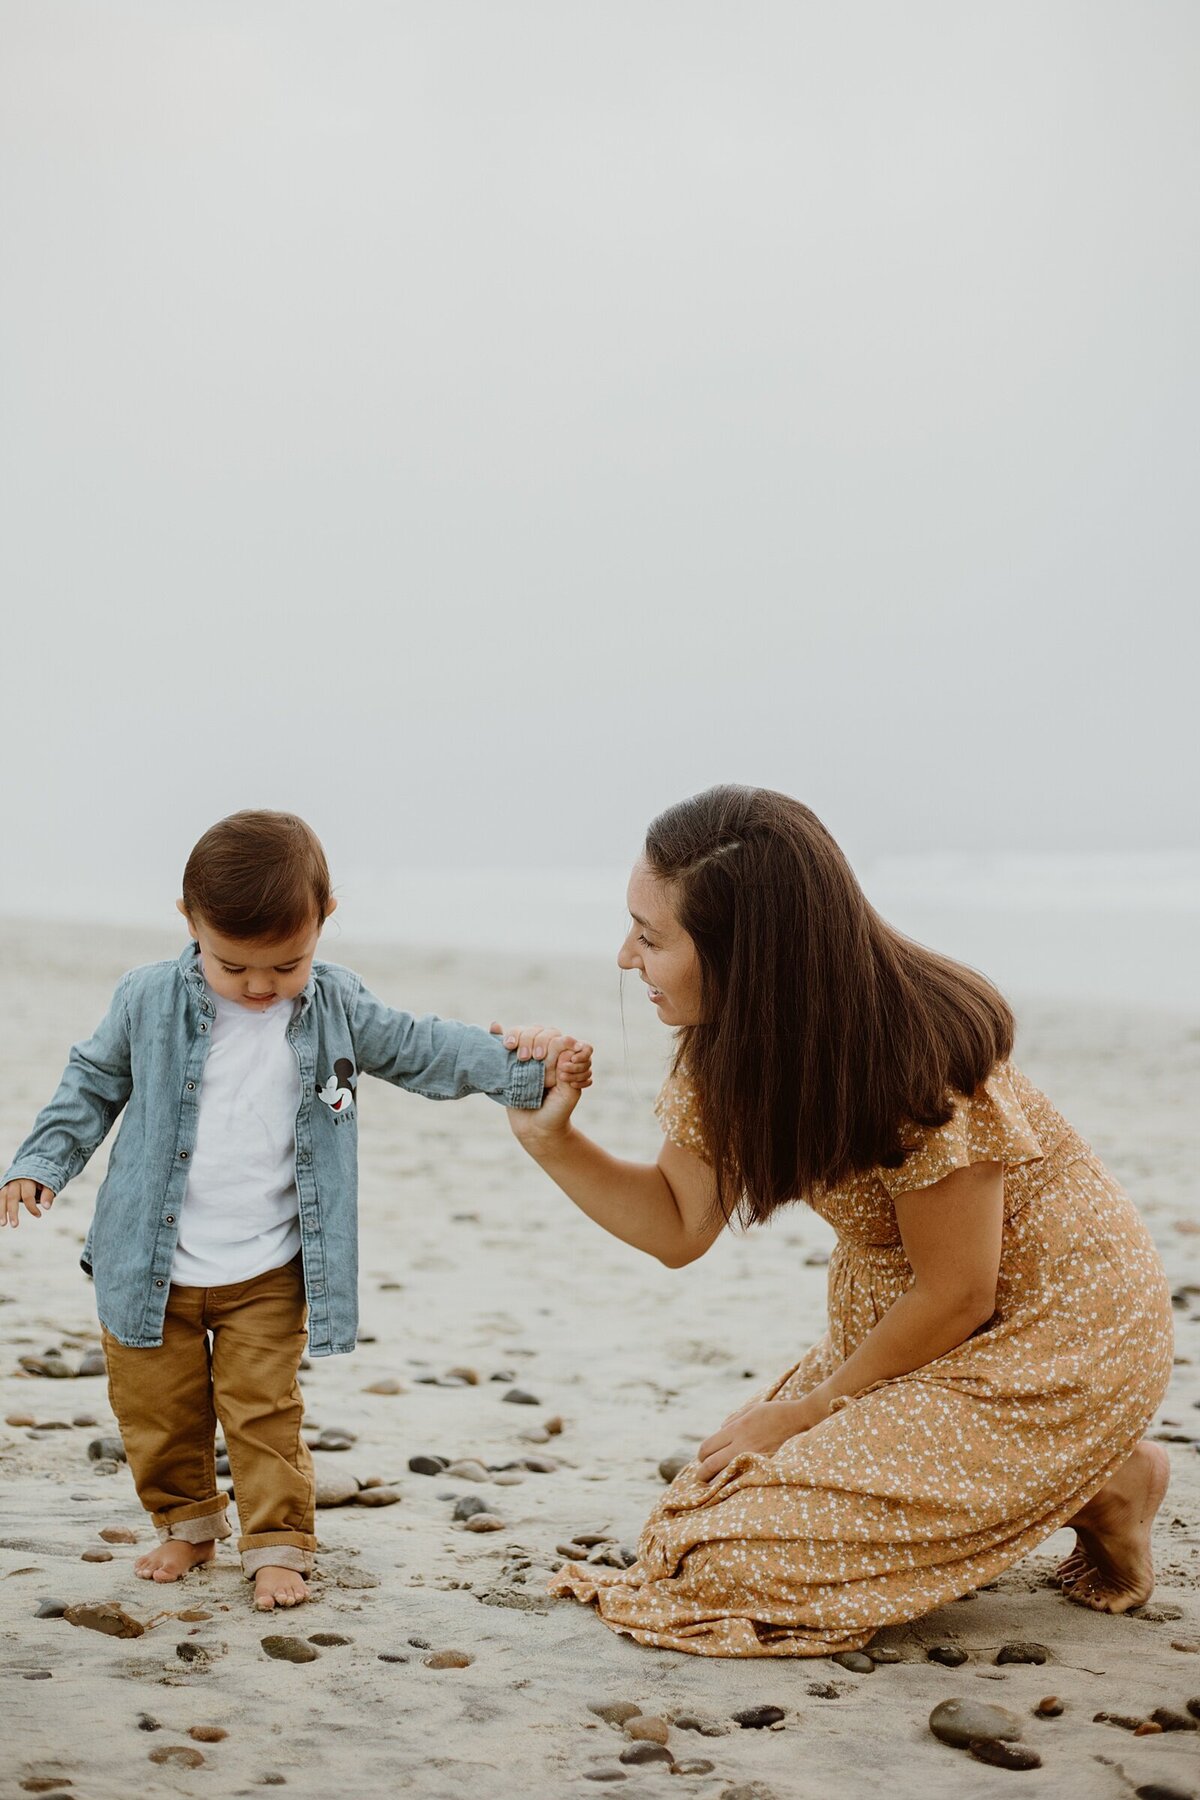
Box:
[697,1160,1004,1477]
[508,1085,726,1267]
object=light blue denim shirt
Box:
[2,943,545,1355]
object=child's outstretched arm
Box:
[348,982,585,1111]
[1,975,134,1227]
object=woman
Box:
[505,785,1174,1657]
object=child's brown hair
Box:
[182,810,333,942]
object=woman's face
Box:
[618,859,705,1027]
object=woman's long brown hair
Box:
[646,786,1014,1224]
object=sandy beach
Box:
[1,919,1197,1800]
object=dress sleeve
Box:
[654,1070,712,1162]
[878,1063,1044,1198]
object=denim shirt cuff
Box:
[1,1156,67,1193]
[503,1055,546,1111]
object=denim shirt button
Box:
[297,1150,311,1165]
[199,1023,208,1033]
[164,1214,175,1225]
[154,1279,165,1288]
[178,1150,189,1160]
[186,1081,196,1092]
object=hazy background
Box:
[2,3,1197,999]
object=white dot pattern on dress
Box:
[548,1063,1175,1657]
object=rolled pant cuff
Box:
[241,1544,314,1578]
[155,1506,232,1545]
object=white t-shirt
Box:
[171,989,302,1286]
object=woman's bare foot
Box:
[1059,1441,1170,1614]
[134,1539,216,1583]
[254,1566,308,1611]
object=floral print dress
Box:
[548,1064,1174,1656]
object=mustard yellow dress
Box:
[549,1064,1174,1656]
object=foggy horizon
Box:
[3,3,1197,897]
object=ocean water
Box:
[4,853,1197,1012]
[329,852,1200,1012]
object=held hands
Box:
[1,1180,56,1228]
[696,1384,835,1482]
[489,1021,593,1149]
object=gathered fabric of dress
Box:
[548,1063,1174,1656]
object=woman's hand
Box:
[492,1023,593,1152]
[696,1386,833,1481]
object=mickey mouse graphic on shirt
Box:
[316,1058,357,1114]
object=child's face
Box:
[617,860,705,1027]
[177,902,334,1010]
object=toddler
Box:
[1,810,590,1610]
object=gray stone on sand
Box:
[733,1706,785,1729]
[657,1451,691,1482]
[996,1641,1050,1664]
[927,1644,968,1667]
[968,1740,1042,1770]
[354,1486,401,1507]
[445,1459,489,1481]
[672,1712,728,1736]
[314,1473,360,1508]
[832,1651,874,1672]
[502,1388,540,1405]
[929,1697,1022,1748]
[20,1353,73,1378]
[408,1454,448,1475]
[77,1349,107,1376]
[35,1599,69,1619]
[314,1428,356,1452]
[453,1494,491,1521]
[588,1702,641,1726]
[87,1436,126,1463]
[1148,1707,1197,1731]
[149,1746,205,1768]
[624,1717,669,1744]
[620,1744,672,1765]
[463,1512,505,1532]
[261,1635,320,1662]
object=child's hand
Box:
[489,1023,592,1088]
[1,1180,56,1227]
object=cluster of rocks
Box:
[1093,1695,1200,1736]
[584,1703,722,1780]
[928,1697,1043,1770]
[555,1530,637,1570]
[5,1411,102,1435]
[14,1346,106,1379]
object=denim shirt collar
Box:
[175,940,317,1016]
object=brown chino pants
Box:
[102,1255,317,1577]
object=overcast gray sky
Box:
[2,2,1197,916]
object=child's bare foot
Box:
[1060,1441,1169,1614]
[254,1566,309,1611]
[134,1539,216,1583]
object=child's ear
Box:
[322,897,339,927]
[176,899,197,936]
